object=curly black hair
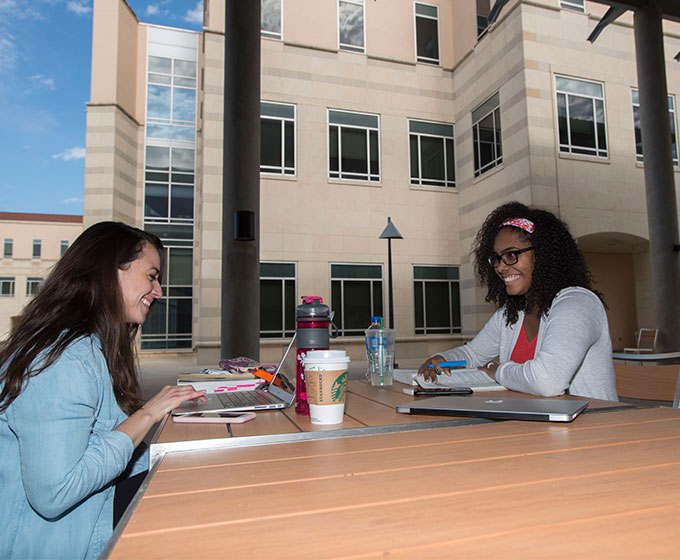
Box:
[472,202,601,325]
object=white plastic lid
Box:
[303,350,351,365]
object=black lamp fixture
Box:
[379,217,403,330]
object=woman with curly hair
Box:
[418,202,618,401]
[0,222,206,560]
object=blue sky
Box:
[0,0,203,216]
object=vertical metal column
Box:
[221,0,261,360]
[633,1,680,351]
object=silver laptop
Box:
[171,336,297,416]
[396,395,588,422]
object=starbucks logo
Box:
[331,371,348,402]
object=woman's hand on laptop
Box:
[115,385,207,447]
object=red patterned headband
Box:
[501,217,534,234]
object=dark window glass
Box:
[416,13,439,64]
[145,184,169,218]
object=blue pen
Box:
[427,360,466,368]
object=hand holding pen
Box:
[416,356,466,382]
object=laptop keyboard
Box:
[216,390,275,407]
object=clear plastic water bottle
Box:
[365,317,395,386]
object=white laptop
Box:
[396,395,588,422]
[171,336,296,416]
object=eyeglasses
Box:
[487,246,534,268]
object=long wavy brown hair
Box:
[0,222,164,415]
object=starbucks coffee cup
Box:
[303,350,350,425]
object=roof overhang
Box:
[590,0,680,23]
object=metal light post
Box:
[379,217,403,330]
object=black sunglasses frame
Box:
[488,246,535,268]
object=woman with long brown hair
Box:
[0,221,205,559]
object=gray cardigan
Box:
[438,287,618,401]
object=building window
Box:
[632,89,678,166]
[0,277,15,297]
[328,109,380,182]
[146,55,197,143]
[556,75,608,158]
[472,92,503,177]
[338,0,365,53]
[330,263,383,336]
[260,262,296,338]
[476,0,492,37]
[414,266,461,335]
[415,2,439,65]
[3,239,12,259]
[409,120,455,188]
[261,0,282,40]
[60,240,69,256]
[560,0,585,13]
[144,146,195,222]
[32,239,41,259]
[261,102,296,175]
[141,245,193,350]
[26,277,43,297]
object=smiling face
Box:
[492,227,534,297]
[117,242,162,325]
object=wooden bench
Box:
[614,363,680,407]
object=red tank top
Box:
[510,323,538,364]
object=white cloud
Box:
[0,0,43,20]
[61,196,83,205]
[30,74,55,90]
[52,147,86,161]
[184,1,203,25]
[145,1,170,17]
[0,33,20,75]
[66,0,91,16]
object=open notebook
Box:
[171,336,296,416]
[393,369,504,391]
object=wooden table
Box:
[105,406,680,558]
[146,380,625,466]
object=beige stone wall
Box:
[0,217,82,339]
[87,0,680,362]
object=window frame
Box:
[330,263,384,337]
[3,238,12,259]
[414,2,440,65]
[32,239,41,259]
[146,55,197,143]
[60,240,69,257]
[555,75,608,159]
[631,88,679,167]
[140,243,193,350]
[261,101,297,176]
[0,277,15,297]
[328,109,381,183]
[413,265,461,335]
[338,0,365,53]
[26,277,43,297]
[560,0,585,13]
[472,92,503,177]
[261,0,283,40]
[260,261,297,338]
[408,119,456,188]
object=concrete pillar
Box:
[633,1,680,351]
[221,1,261,360]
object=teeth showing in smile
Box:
[503,275,520,283]
[142,298,151,308]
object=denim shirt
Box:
[0,335,147,559]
